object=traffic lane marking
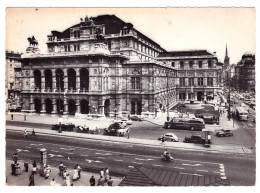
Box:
[10,139,223,165]
[182,163,202,167]
[8,139,223,169]
[196,169,208,172]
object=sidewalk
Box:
[6,159,122,186]
[5,112,255,155]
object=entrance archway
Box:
[80,68,89,91]
[131,101,135,115]
[80,99,89,114]
[137,101,142,115]
[68,99,76,115]
[44,70,52,90]
[68,68,76,91]
[45,98,53,114]
[197,92,204,101]
[56,99,64,115]
[34,70,41,89]
[56,69,64,91]
[104,99,110,116]
[34,98,41,113]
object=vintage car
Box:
[216,129,233,137]
[183,135,207,144]
[51,123,75,132]
[158,133,179,142]
[104,122,129,136]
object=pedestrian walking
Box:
[11,163,16,176]
[100,168,105,178]
[89,175,96,186]
[107,177,113,186]
[29,172,35,186]
[32,160,37,174]
[24,161,29,172]
[97,176,105,186]
[104,168,109,182]
[72,167,79,181]
[11,114,13,120]
[59,162,64,176]
[44,165,51,179]
[24,114,26,121]
[127,128,130,139]
[65,173,71,186]
[32,129,36,137]
[12,153,18,164]
[161,136,165,144]
[24,129,28,139]
[76,164,81,179]
[50,178,57,186]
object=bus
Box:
[235,106,249,121]
[163,117,205,131]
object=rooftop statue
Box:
[27,36,38,47]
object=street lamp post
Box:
[57,74,63,133]
[228,72,232,120]
[114,107,117,119]
[166,70,170,121]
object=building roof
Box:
[157,50,215,58]
[50,14,165,51]
[119,167,230,186]
[6,51,22,59]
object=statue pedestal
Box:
[26,46,40,54]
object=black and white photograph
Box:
[4,5,256,188]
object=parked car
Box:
[216,129,233,137]
[129,115,143,121]
[158,133,179,142]
[183,135,207,144]
[104,122,129,136]
[52,123,75,132]
[114,118,133,125]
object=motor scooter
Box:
[161,154,174,161]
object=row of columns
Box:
[35,68,85,92]
[29,97,106,115]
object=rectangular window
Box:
[179,78,185,86]
[179,93,186,100]
[208,60,212,68]
[189,78,194,86]
[198,77,203,86]
[199,61,203,68]
[207,78,213,86]
[131,77,141,89]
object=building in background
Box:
[6,51,22,112]
[157,50,221,102]
[234,53,255,92]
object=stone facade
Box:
[6,51,22,111]
[157,50,221,101]
[234,54,255,92]
[21,15,176,117]
[20,14,221,117]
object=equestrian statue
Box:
[27,36,38,47]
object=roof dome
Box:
[88,43,110,55]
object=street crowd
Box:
[9,153,113,186]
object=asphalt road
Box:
[6,134,255,185]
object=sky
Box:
[6,7,255,64]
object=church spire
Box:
[225,43,228,58]
[224,43,230,68]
